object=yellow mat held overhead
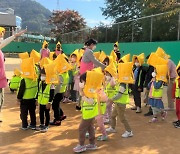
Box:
[118,62,134,84]
[83,70,104,99]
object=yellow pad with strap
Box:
[118,62,134,84]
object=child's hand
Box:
[46,103,51,109]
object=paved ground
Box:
[0,58,179,154]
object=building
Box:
[0,8,22,38]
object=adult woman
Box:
[80,39,106,75]
[0,27,26,122]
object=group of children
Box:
[8,39,180,153]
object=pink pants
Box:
[104,101,113,121]
[95,115,107,136]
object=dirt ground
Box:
[0,58,179,154]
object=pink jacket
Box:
[0,50,7,88]
[40,48,50,59]
[80,60,94,75]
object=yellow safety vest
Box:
[38,82,51,105]
[59,72,69,93]
[9,76,22,90]
[113,84,129,104]
[23,78,38,99]
[151,82,163,98]
[105,83,118,99]
[82,99,99,120]
[175,79,180,98]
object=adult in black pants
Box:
[131,56,146,113]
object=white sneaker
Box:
[106,127,116,133]
[136,107,142,113]
[122,131,133,138]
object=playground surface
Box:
[0,58,179,154]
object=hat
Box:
[155,47,170,60]
[30,49,40,64]
[119,54,130,63]
[42,40,48,48]
[147,53,168,67]
[20,57,37,80]
[114,41,119,47]
[0,27,5,34]
[99,51,107,62]
[49,52,55,61]
[71,49,82,65]
[44,62,59,84]
[56,41,61,48]
[118,62,134,84]
[19,52,29,59]
[155,64,168,83]
[40,57,53,69]
[94,51,101,60]
[54,54,72,74]
[110,50,117,62]
[83,70,104,98]
[132,53,145,66]
[105,62,117,78]
[14,68,21,76]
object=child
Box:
[73,72,99,153]
[106,62,133,138]
[95,88,108,141]
[106,81,133,138]
[50,63,69,126]
[148,71,167,123]
[131,54,146,113]
[9,69,22,93]
[172,62,180,128]
[103,62,117,124]
[38,68,54,132]
[17,71,38,130]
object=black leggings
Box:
[39,104,50,126]
[52,93,64,121]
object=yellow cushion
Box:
[118,62,134,84]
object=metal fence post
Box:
[117,23,120,41]
[131,21,134,42]
[178,12,180,41]
[150,16,153,42]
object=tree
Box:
[141,0,180,41]
[101,0,180,42]
[49,10,86,38]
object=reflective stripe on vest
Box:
[23,78,38,99]
[113,84,129,104]
[175,79,180,98]
[59,72,69,93]
[38,82,51,105]
[151,83,163,98]
[105,83,118,99]
[9,76,22,90]
[82,100,98,120]
[138,70,142,87]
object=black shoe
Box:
[76,105,81,110]
[174,123,180,128]
[60,115,67,121]
[50,120,61,126]
[144,111,153,116]
[28,125,36,130]
[0,120,2,123]
[172,120,180,126]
